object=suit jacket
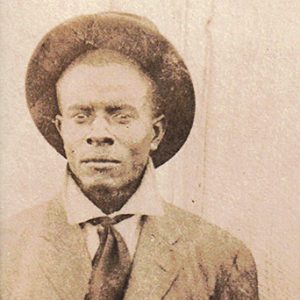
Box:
[1,195,259,299]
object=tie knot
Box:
[80,214,133,228]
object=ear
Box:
[150,114,166,152]
[54,115,63,136]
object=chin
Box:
[80,175,121,191]
[82,179,108,189]
[71,163,146,193]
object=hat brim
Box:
[26,13,195,168]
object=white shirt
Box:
[62,160,164,259]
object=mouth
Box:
[81,158,120,163]
[81,158,121,169]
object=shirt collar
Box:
[63,159,164,225]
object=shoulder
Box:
[1,195,65,277]
[0,197,64,298]
[1,195,63,244]
[163,202,255,262]
[163,202,259,298]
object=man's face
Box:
[56,61,164,192]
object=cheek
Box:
[59,121,87,153]
[61,120,83,141]
[115,121,153,156]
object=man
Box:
[1,12,259,299]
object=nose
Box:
[86,116,114,146]
[86,136,114,146]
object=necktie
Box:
[82,214,134,300]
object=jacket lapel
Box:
[35,199,184,300]
[38,198,92,300]
[125,212,183,300]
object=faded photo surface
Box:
[0,1,299,300]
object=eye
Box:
[73,113,89,123]
[112,113,133,124]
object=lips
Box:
[81,158,121,170]
[81,158,121,164]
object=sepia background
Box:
[0,1,299,299]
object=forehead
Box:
[56,51,154,111]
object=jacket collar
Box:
[39,198,183,300]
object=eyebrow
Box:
[65,103,138,115]
[105,104,137,114]
[66,105,93,112]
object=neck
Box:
[69,167,146,215]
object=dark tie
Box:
[82,214,134,300]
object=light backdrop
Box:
[1,1,299,299]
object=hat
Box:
[26,12,195,167]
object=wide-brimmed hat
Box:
[26,12,195,167]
